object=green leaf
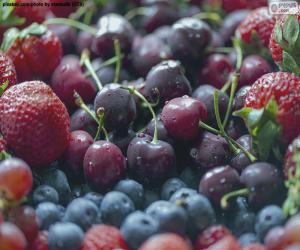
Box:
[247,109,265,129]
[0,81,9,96]
[283,51,300,75]
[19,23,47,39]
[266,98,279,118]
[275,22,289,51]
[283,15,300,48]
[0,27,19,51]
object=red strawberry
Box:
[31,231,49,250]
[2,23,62,81]
[0,51,17,88]
[195,225,231,250]
[236,7,276,48]
[82,225,129,250]
[0,81,70,167]
[0,137,6,153]
[206,235,240,250]
[269,14,300,74]
[235,72,300,160]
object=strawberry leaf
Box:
[0,81,9,96]
[275,22,289,52]
[282,51,300,75]
[0,27,20,51]
[283,15,299,48]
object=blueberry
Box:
[161,178,187,200]
[48,222,84,250]
[113,179,144,209]
[231,210,256,236]
[169,188,197,203]
[33,185,59,206]
[41,168,72,205]
[146,200,187,235]
[63,198,99,231]
[143,189,160,209]
[179,167,201,190]
[100,191,135,227]
[121,211,159,249]
[255,205,286,241]
[84,192,104,207]
[36,202,64,230]
[239,233,258,246]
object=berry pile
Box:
[1,1,300,250]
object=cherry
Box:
[31,230,49,250]
[168,17,212,66]
[210,31,225,48]
[180,5,201,18]
[198,54,234,89]
[48,24,76,54]
[91,13,135,58]
[70,106,98,136]
[219,10,250,45]
[144,60,192,104]
[284,215,300,245]
[64,130,94,180]
[76,30,94,54]
[0,222,27,250]
[225,118,248,140]
[239,55,272,87]
[9,206,40,242]
[51,56,97,110]
[132,34,172,77]
[0,157,33,201]
[94,84,137,132]
[199,165,241,207]
[189,131,230,169]
[232,86,251,111]
[127,133,176,186]
[192,85,229,124]
[49,0,77,17]
[206,235,240,250]
[161,96,207,141]
[153,25,173,44]
[83,140,126,192]
[264,226,288,250]
[108,129,136,154]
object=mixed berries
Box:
[2,1,300,250]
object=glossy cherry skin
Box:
[189,131,230,169]
[153,25,173,44]
[76,30,94,54]
[225,118,247,140]
[127,133,176,186]
[108,129,136,154]
[70,106,98,137]
[132,34,172,77]
[51,56,97,111]
[168,17,212,66]
[240,162,283,210]
[198,54,234,89]
[144,60,192,104]
[232,86,251,111]
[239,55,272,87]
[199,165,241,207]
[64,130,94,180]
[161,96,207,141]
[91,13,135,58]
[83,140,126,192]
[94,83,137,132]
[192,85,229,124]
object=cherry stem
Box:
[113,39,122,83]
[80,49,103,90]
[123,86,158,144]
[206,47,234,54]
[220,188,249,209]
[233,38,243,72]
[74,91,99,125]
[193,12,222,24]
[84,54,124,77]
[43,18,97,36]
[222,73,239,128]
[95,107,109,141]
[125,7,149,20]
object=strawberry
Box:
[195,225,231,250]
[0,51,17,88]
[0,81,70,167]
[82,225,129,250]
[31,231,49,250]
[0,137,6,153]
[269,14,300,75]
[235,72,300,161]
[235,7,276,49]
[1,23,62,81]
[206,235,240,250]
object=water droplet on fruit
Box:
[220,178,226,184]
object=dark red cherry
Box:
[76,30,94,55]
[232,86,251,112]
[94,84,137,132]
[225,118,248,140]
[108,129,136,154]
[161,96,207,141]
[153,25,172,44]
[198,54,234,89]
[83,141,126,192]
[127,133,176,186]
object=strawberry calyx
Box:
[234,98,283,161]
[0,0,25,27]
[283,145,300,216]
[0,81,9,96]
[274,15,300,75]
[0,23,47,51]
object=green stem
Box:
[80,49,103,90]
[125,7,149,20]
[206,47,234,54]
[74,92,99,124]
[113,39,122,83]
[94,107,110,142]
[193,12,222,24]
[222,74,239,128]
[233,38,243,72]
[44,18,97,36]
[221,188,249,209]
